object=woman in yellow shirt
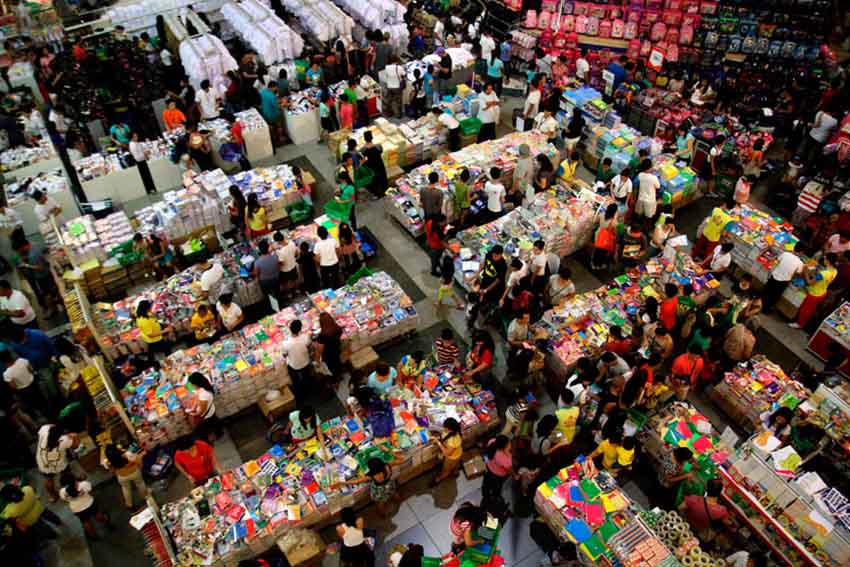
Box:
[190,304,218,342]
[245,193,268,239]
[432,418,463,485]
[792,254,838,329]
[136,300,172,355]
[589,429,623,471]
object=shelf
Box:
[577,34,629,50]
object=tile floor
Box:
[40,92,823,567]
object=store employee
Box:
[135,299,172,355]
[431,107,460,152]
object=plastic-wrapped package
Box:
[178,34,239,89]
[221,0,303,64]
[332,0,408,50]
[282,0,353,43]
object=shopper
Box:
[338,457,401,517]
[36,424,78,501]
[245,193,269,238]
[482,435,516,504]
[432,417,463,485]
[0,483,63,539]
[477,82,500,142]
[190,304,218,342]
[361,130,388,199]
[383,56,404,118]
[314,312,343,379]
[215,292,244,332]
[484,167,505,222]
[792,254,838,329]
[449,503,485,554]
[367,362,397,395]
[314,226,341,289]
[431,107,461,152]
[692,200,736,261]
[803,105,838,167]
[187,372,222,442]
[522,76,542,130]
[102,444,148,510]
[701,242,735,276]
[485,53,504,97]
[253,239,281,311]
[591,203,618,270]
[476,245,508,308]
[196,80,220,120]
[425,213,449,277]
[59,472,110,538]
[670,345,705,400]
[452,168,471,227]
[434,328,461,367]
[336,507,372,567]
[679,479,729,543]
[436,48,452,101]
[174,435,220,486]
[635,159,660,220]
[298,241,321,293]
[282,320,312,396]
[0,280,36,328]
[420,171,444,221]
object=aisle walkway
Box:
[44,93,824,567]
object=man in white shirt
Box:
[431,107,461,152]
[522,77,541,131]
[129,131,157,194]
[609,168,633,204]
[635,160,660,220]
[764,243,804,313]
[48,106,68,133]
[200,261,224,302]
[530,239,548,292]
[215,292,244,332]
[282,319,312,393]
[433,20,445,46]
[575,50,590,82]
[484,167,505,220]
[314,226,340,289]
[534,109,559,142]
[0,349,43,416]
[501,257,528,305]
[0,281,36,327]
[383,56,405,118]
[477,83,500,142]
[273,231,298,296]
[703,242,734,275]
[196,79,220,120]
[32,190,61,224]
[480,32,496,62]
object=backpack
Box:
[368,398,395,438]
[594,224,617,252]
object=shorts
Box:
[438,284,456,301]
[281,268,298,282]
[635,199,657,218]
[75,503,98,522]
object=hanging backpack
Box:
[525,10,538,28]
[587,16,600,35]
[539,11,552,30]
[651,21,668,41]
[612,19,625,38]
[624,21,639,39]
[575,15,589,33]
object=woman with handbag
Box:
[186,372,223,442]
[669,345,705,401]
[36,424,79,501]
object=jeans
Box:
[763,277,789,313]
[429,247,443,275]
[288,364,312,397]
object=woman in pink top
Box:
[482,435,517,503]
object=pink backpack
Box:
[550,14,561,32]
[525,10,538,28]
[665,0,682,9]
[538,11,551,30]
[666,27,679,44]
[627,38,641,59]
[573,2,588,16]
[679,23,694,44]
[662,9,682,25]
[565,32,579,49]
[599,20,612,38]
[640,39,653,56]
[562,15,575,32]
[587,16,600,35]
[650,21,667,41]
[666,42,679,62]
[541,0,558,11]
[612,19,625,38]
[575,15,589,33]
[624,21,639,39]
[627,8,642,22]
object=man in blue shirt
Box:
[8,325,57,369]
[607,55,628,90]
[259,81,282,146]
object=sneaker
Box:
[788,322,802,328]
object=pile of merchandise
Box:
[814,302,850,355]
[0,139,56,171]
[535,458,671,564]
[583,122,656,173]
[159,366,497,564]
[655,154,699,206]
[386,131,558,236]
[710,356,810,433]
[722,436,850,567]
[3,169,69,208]
[178,34,239,92]
[279,0,354,43]
[92,241,264,355]
[631,88,701,131]
[56,213,136,265]
[452,185,607,289]
[335,0,408,51]
[637,403,724,484]
[640,510,724,567]
[72,152,128,182]
[134,183,229,243]
[221,0,304,64]
[536,253,719,375]
[561,87,609,124]
[724,205,801,284]
[310,271,418,352]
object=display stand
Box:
[242,122,274,163]
[284,108,320,145]
[81,166,148,204]
[808,302,850,375]
[135,497,178,567]
[720,438,850,567]
[147,158,184,193]
[5,156,64,180]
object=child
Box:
[59,472,111,538]
[337,456,403,517]
[734,174,752,205]
[436,272,464,310]
[613,436,636,475]
[588,428,623,472]
[466,290,482,330]
[432,417,463,485]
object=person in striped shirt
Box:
[434,328,460,368]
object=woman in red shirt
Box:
[660,283,680,330]
[464,333,494,383]
[174,437,221,486]
[670,345,705,401]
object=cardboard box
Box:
[463,454,487,479]
[257,386,296,422]
[349,346,379,375]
